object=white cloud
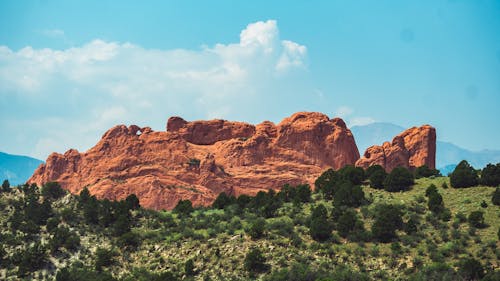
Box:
[349,117,376,127]
[0,20,309,159]
[335,106,354,118]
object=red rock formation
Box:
[29,112,360,210]
[355,125,436,171]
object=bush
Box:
[212,192,234,209]
[49,226,80,253]
[309,204,332,241]
[337,165,365,185]
[185,259,195,276]
[41,182,66,199]
[315,169,339,199]
[244,248,269,274]
[468,211,486,228]
[12,242,47,277]
[116,232,141,249]
[337,208,363,238]
[408,263,460,281]
[480,163,500,186]
[2,179,10,192]
[414,165,440,179]
[425,184,438,197]
[56,263,117,281]
[125,194,140,210]
[384,167,414,192]
[371,204,403,242]
[492,187,500,206]
[173,199,194,216]
[428,192,444,213]
[369,169,387,189]
[365,165,385,178]
[95,248,116,271]
[333,181,365,208]
[247,218,266,239]
[458,257,484,280]
[450,160,478,188]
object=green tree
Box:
[333,181,365,208]
[309,204,332,241]
[450,160,478,188]
[2,179,10,192]
[125,194,140,210]
[369,169,387,189]
[336,208,363,238]
[247,217,266,239]
[480,163,500,186]
[185,259,195,276]
[492,187,500,206]
[95,248,116,271]
[425,184,438,197]
[173,199,194,216]
[12,242,47,277]
[414,165,440,179]
[371,204,403,242]
[428,191,444,213]
[314,168,339,199]
[384,166,414,192]
[244,248,269,274]
[468,211,486,228]
[365,165,385,178]
[212,192,234,209]
[337,165,365,185]
[41,182,66,199]
[458,257,484,280]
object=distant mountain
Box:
[350,123,500,173]
[0,152,43,185]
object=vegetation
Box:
[450,160,479,188]
[0,161,499,280]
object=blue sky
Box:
[0,0,499,159]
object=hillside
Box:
[0,152,43,185]
[0,174,498,280]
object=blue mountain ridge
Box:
[0,152,43,185]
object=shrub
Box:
[125,194,140,210]
[384,167,414,192]
[371,204,403,242]
[414,165,440,179]
[247,218,266,239]
[41,182,66,199]
[212,192,234,209]
[337,165,365,185]
[244,248,269,274]
[309,204,332,241]
[365,165,385,178]
[337,208,362,238]
[458,257,484,280]
[333,181,365,208]
[49,226,80,253]
[450,160,478,188]
[185,259,195,276]
[468,211,486,228]
[116,232,141,249]
[314,169,339,199]
[408,262,459,281]
[56,263,117,281]
[425,184,438,197]
[369,169,387,189]
[12,242,47,277]
[480,163,500,186]
[428,192,444,213]
[173,199,194,216]
[2,179,10,192]
[95,248,116,271]
[492,187,500,206]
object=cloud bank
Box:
[0,20,312,159]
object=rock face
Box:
[29,112,360,210]
[355,125,436,171]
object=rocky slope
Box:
[29,112,360,210]
[355,125,436,171]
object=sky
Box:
[0,0,499,160]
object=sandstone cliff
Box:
[29,112,360,210]
[355,125,436,171]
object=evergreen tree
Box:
[414,165,440,179]
[333,181,365,208]
[125,194,140,210]
[309,204,332,241]
[480,163,500,186]
[173,199,194,216]
[244,248,268,274]
[468,211,486,228]
[371,204,403,242]
[337,208,360,238]
[212,192,233,209]
[384,167,414,192]
[41,182,66,200]
[2,179,10,192]
[492,187,500,206]
[450,160,478,188]
[369,169,387,189]
[365,165,385,179]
